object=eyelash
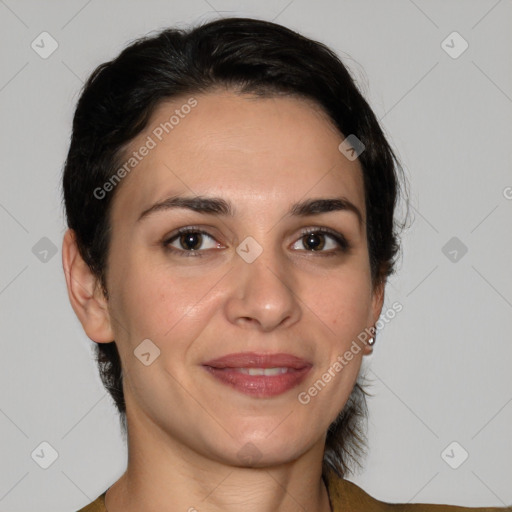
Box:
[162,226,351,258]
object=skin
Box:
[63,89,385,512]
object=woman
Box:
[62,17,510,512]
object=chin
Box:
[222,431,313,468]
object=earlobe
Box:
[361,336,374,356]
[362,278,386,355]
[62,229,114,343]
[371,278,386,325]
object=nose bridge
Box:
[225,234,300,330]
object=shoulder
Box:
[76,491,107,512]
[325,471,511,512]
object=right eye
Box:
[163,227,223,256]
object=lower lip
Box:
[203,366,311,397]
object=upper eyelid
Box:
[164,227,220,243]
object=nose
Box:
[223,242,302,332]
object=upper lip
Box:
[203,352,311,369]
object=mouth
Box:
[202,352,312,397]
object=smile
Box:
[202,352,312,397]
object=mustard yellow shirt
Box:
[76,471,511,511]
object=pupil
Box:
[181,233,202,250]
[305,233,324,251]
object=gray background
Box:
[1,0,511,510]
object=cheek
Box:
[307,270,372,343]
[109,255,222,346]
[107,254,168,344]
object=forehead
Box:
[110,90,365,224]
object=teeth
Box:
[237,367,290,376]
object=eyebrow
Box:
[137,195,363,228]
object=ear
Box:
[62,228,114,343]
[362,277,386,356]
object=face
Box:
[101,90,384,466]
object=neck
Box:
[105,411,333,512]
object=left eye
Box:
[291,230,346,252]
